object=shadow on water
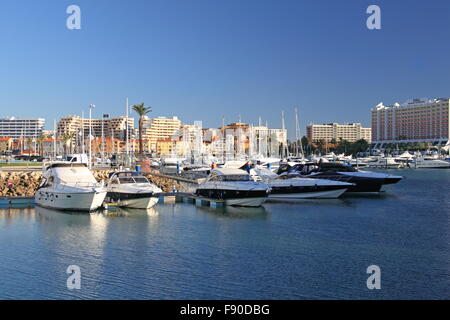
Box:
[196,205,269,220]
[341,192,400,200]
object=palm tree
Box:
[26,137,33,157]
[132,103,152,154]
[37,134,46,157]
[61,132,76,155]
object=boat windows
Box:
[223,175,251,182]
[208,174,251,182]
[113,174,150,184]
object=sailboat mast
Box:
[281,111,286,159]
[295,107,304,157]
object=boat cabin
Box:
[108,171,150,185]
[206,168,251,182]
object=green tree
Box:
[37,134,46,156]
[26,137,33,157]
[314,139,326,154]
[61,132,76,155]
[132,103,152,155]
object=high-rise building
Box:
[371,98,449,147]
[57,115,134,141]
[0,117,45,138]
[306,123,371,143]
[142,116,182,151]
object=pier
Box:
[0,192,225,209]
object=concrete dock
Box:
[0,193,225,209]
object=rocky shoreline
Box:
[0,169,182,197]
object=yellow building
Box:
[142,116,181,151]
[156,138,176,155]
[0,137,13,153]
[306,123,371,143]
[57,115,134,141]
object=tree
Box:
[301,136,309,149]
[37,134,46,157]
[314,139,326,154]
[352,139,369,155]
[132,103,152,154]
[26,137,33,157]
[61,132,76,155]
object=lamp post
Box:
[89,104,95,169]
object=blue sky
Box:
[1,0,449,138]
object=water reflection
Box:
[0,207,35,224]
[114,206,160,217]
[196,205,269,220]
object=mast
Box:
[81,111,85,154]
[281,111,287,159]
[222,117,225,163]
[53,120,56,160]
[125,98,129,157]
[295,107,304,157]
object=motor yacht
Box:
[413,156,450,168]
[278,162,403,193]
[367,157,402,169]
[195,168,270,207]
[35,163,107,211]
[106,171,162,209]
[252,168,352,200]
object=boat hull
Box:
[307,174,402,193]
[107,191,159,209]
[268,187,347,200]
[35,189,107,211]
[225,197,267,207]
[195,189,268,207]
[117,196,159,209]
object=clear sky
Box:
[1,0,449,138]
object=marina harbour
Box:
[2,0,450,304]
[0,168,449,300]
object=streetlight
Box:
[89,104,95,169]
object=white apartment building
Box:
[306,123,371,143]
[0,117,45,138]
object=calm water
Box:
[0,169,449,300]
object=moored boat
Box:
[195,168,270,207]
[35,163,107,211]
[106,171,162,209]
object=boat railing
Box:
[50,181,103,190]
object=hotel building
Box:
[0,117,45,138]
[306,123,371,143]
[371,98,450,147]
[142,116,182,152]
[57,115,134,140]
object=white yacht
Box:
[195,168,270,207]
[35,163,107,211]
[367,157,402,169]
[413,157,450,168]
[252,168,352,200]
[106,171,162,209]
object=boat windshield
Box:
[114,172,149,184]
[209,174,251,182]
[118,177,149,184]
